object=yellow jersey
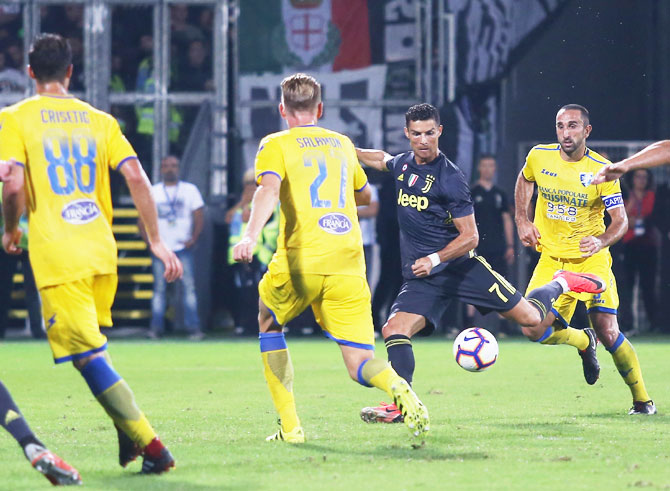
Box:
[255,124,368,277]
[522,144,623,258]
[0,94,136,288]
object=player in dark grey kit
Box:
[356,103,606,423]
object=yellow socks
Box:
[97,381,156,447]
[607,333,651,402]
[535,325,590,350]
[80,356,156,447]
[260,332,300,433]
[358,357,400,398]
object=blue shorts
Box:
[390,255,523,334]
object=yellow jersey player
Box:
[232,73,429,442]
[515,104,655,415]
[1,34,183,475]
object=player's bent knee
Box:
[381,318,407,338]
[505,302,542,329]
[72,352,106,371]
[516,307,543,328]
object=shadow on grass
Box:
[92,471,243,490]
[493,414,670,433]
[297,441,490,462]
[585,412,669,421]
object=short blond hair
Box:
[281,73,321,113]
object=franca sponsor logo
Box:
[61,199,101,225]
[318,213,352,235]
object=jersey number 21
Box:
[303,148,348,209]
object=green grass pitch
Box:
[0,336,668,490]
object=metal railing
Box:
[1,0,229,196]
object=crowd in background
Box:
[1,3,214,166]
[108,4,214,166]
[613,168,670,334]
[1,4,670,338]
[0,5,27,94]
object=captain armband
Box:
[602,193,623,210]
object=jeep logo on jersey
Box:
[318,213,352,235]
[580,172,594,187]
[61,199,101,225]
[397,189,429,211]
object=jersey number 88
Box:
[42,128,97,195]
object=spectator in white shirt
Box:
[139,155,204,339]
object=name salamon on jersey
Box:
[296,136,343,149]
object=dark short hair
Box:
[405,103,440,127]
[478,154,496,163]
[559,104,590,126]
[28,34,72,83]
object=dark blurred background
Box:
[1,0,668,337]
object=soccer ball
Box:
[452,327,498,372]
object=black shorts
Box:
[389,255,523,335]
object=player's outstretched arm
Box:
[1,159,25,255]
[233,173,280,263]
[356,148,392,172]
[514,171,541,248]
[411,213,479,278]
[120,158,183,282]
[593,140,670,184]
